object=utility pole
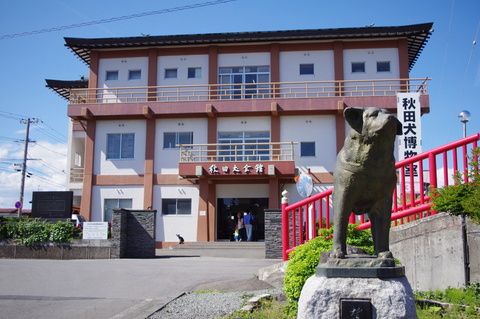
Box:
[17,118,38,217]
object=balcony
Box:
[69,78,429,104]
[178,142,296,178]
[70,167,84,183]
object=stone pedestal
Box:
[297,256,416,319]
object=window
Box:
[300,142,316,157]
[128,69,142,80]
[351,62,365,73]
[376,61,391,72]
[164,68,177,79]
[188,67,202,79]
[104,198,132,222]
[163,132,193,149]
[218,66,270,99]
[299,64,314,75]
[105,70,119,81]
[162,198,192,215]
[106,133,135,159]
[218,131,270,161]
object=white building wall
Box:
[279,50,335,82]
[98,57,149,102]
[91,186,144,222]
[218,52,270,67]
[217,116,271,132]
[216,184,269,198]
[280,115,336,173]
[157,55,209,100]
[155,118,208,174]
[94,120,146,175]
[153,185,199,242]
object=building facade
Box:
[47,23,432,247]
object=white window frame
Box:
[161,198,192,215]
[300,141,316,157]
[163,132,193,149]
[103,198,132,222]
[299,63,314,75]
[128,69,142,80]
[105,70,119,81]
[187,67,202,79]
[164,68,178,79]
[106,133,135,160]
[376,61,391,73]
[351,62,366,73]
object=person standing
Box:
[244,210,254,241]
[236,212,245,241]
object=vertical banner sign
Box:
[397,93,422,189]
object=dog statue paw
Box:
[330,247,346,259]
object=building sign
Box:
[207,163,266,175]
[397,92,422,178]
[82,222,109,240]
[31,191,73,219]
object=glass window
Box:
[106,70,118,81]
[106,133,135,159]
[218,66,270,100]
[300,142,316,157]
[377,61,391,72]
[128,70,141,80]
[187,67,202,79]
[299,64,314,75]
[163,132,193,149]
[162,198,191,215]
[351,62,365,73]
[218,131,270,161]
[165,68,177,79]
[104,198,132,222]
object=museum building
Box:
[46,23,432,247]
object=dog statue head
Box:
[344,107,402,139]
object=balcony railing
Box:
[69,78,430,104]
[179,142,296,163]
[70,167,84,183]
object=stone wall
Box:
[112,209,156,258]
[264,209,282,259]
[390,212,479,291]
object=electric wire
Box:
[31,142,67,157]
[0,0,238,40]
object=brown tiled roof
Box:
[65,23,433,70]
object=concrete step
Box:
[156,241,266,259]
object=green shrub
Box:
[284,225,374,315]
[50,221,76,243]
[431,148,480,223]
[0,218,79,245]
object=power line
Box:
[39,121,67,140]
[32,142,67,157]
[0,0,238,40]
[0,110,27,119]
[33,125,66,143]
[38,159,66,175]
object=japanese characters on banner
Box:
[208,163,264,175]
[397,92,422,182]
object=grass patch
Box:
[193,289,221,294]
[223,299,294,319]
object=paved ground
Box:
[0,257,277,319]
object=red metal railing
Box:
[281,133,480,260]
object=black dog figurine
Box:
[176,234,185,244]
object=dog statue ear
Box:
[344,107,364,133]
[395,118,403,135]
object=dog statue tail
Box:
[176,234,185,244]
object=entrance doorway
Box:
[216,198,268,241]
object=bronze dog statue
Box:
[332,107,402,259]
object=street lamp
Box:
[457,109,471,286]
[458,110,471,138]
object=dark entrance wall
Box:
[216,198,268,241]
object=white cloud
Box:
[0,140,67,209]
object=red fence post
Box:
[281,190,289,261]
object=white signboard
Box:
[82,222,109,240]
[397,92,422,178]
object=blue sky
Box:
[0,0,479,208]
